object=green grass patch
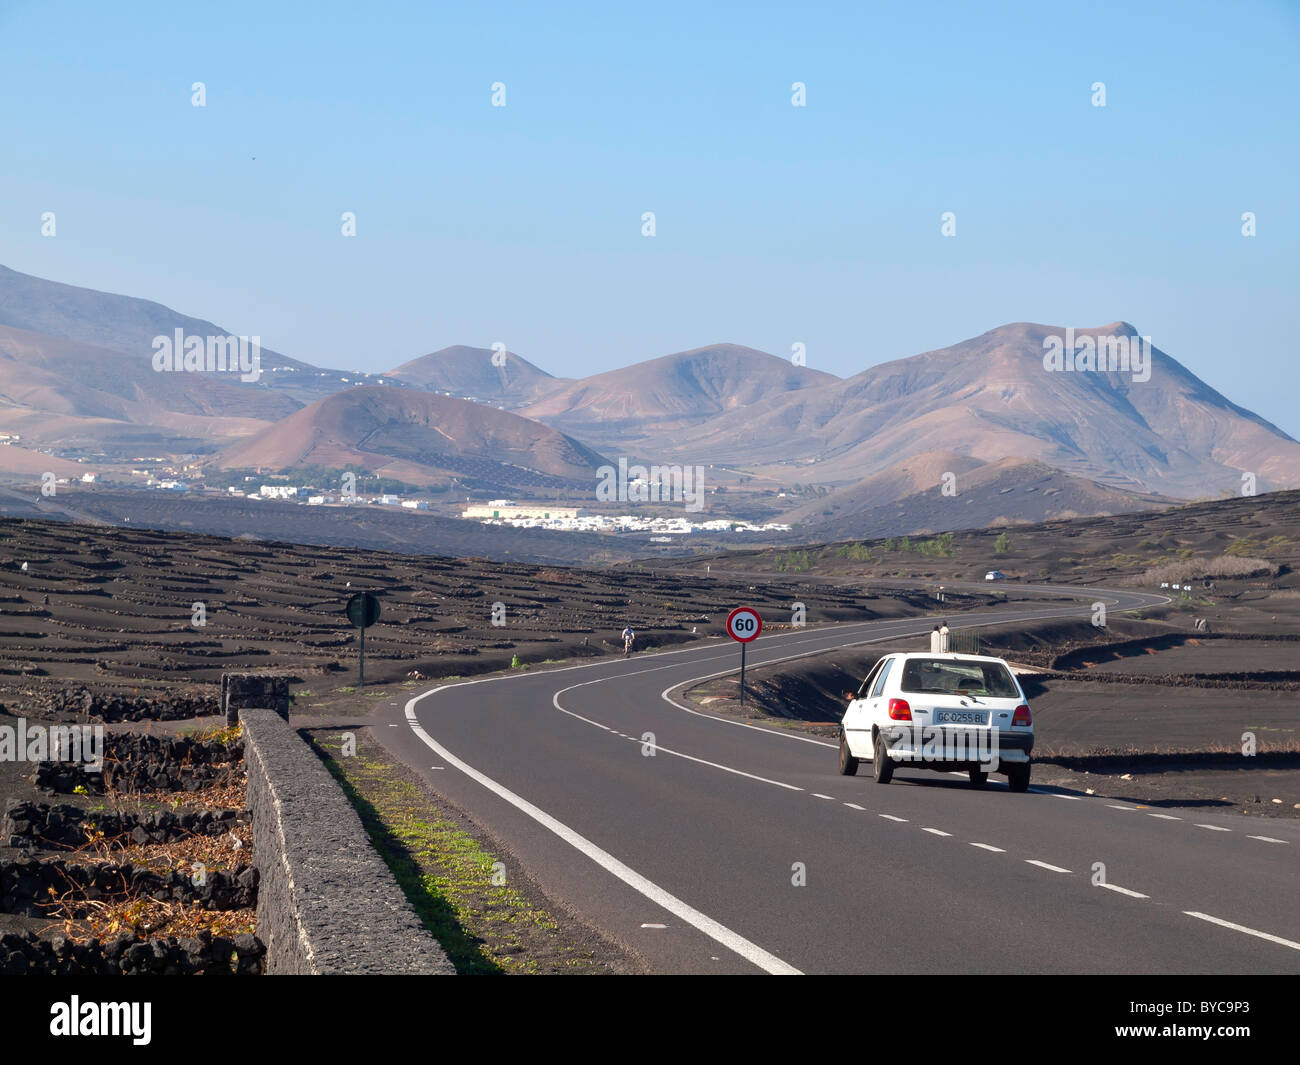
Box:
[310,734,585,974]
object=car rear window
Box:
[898,658,1019,698]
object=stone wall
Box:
[240,708,454,975]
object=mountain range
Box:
[2,264,1297,534]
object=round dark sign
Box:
[346,592,381,629]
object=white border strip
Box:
[404,689,802,975]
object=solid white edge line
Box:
[392,586,1169,977]
[404,688,802,975]
[1183,911,1300,951]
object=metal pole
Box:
[359,623,365,689]
[740,641,746,708]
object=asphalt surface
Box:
[371,584,1300,974]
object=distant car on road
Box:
[984,570,1007,581]
[838,652,1033,791]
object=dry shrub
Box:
[1140,555,1275,585]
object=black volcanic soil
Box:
[0,516,961,712]
[5,488,1300,819]
[687,487,1300,589]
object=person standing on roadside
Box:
[939,621,950,652]
[930,624,942,653]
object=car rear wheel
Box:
[873,733,895,784]
[968,767,988,788]
[838,730,859,776]
[1007,763,1031,793]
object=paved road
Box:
[371,584,1300,974]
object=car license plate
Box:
[934,709,989,726]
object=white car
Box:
[838,652,1034,791]
[984,570,1007,581]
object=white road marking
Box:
[640,923,667,929]
[812,793,836,801]
[1107,804,1138,811]
[405,689,802,975]
[1100,884,1149,899]
[1195,824,1231,832]
[1148,813,1181,820]
[970,843,1005,852]
[1248,835,1287,844]
[922,828,951,837]
[1025,860,1071,873]
[394,588,1171,975]
[553,691,804,792]
[843,803,866,811]
[1184,911,1300,952]
[639,739,805,792]
[1051,794,1083,800]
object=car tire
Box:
[838,731,859,776]
[873,733,895,784]
[1007,763,1031,793]
[968,767,988,788]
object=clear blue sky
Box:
[1,1,1296,431]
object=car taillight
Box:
[1013,704,1032,726]
[888,698,912,721]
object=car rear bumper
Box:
[881,725,1033,766]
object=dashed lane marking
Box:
[552,693,804,793]
[1100,884,1150,899]
[1184,912,1300,952]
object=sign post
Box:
[345,592,382,688]
[725,606,762,708]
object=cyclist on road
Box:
[621,626,636,656]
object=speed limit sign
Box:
[726,607,763,643]
[725,606,761,708]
